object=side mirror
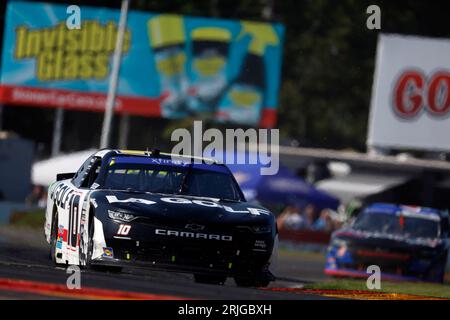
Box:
[56,172,76,181]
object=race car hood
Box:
[90,190,275,226]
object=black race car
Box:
[44,149,278,287]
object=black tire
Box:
[193,274,227,285]
[90,265,123,273]
[425,251,447,283]
[84,215,95,268]
[49,207,63,266]
[234,277,271,288]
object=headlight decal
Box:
[252,225,271,233]
[108,210,136,222]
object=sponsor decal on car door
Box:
[50,181,90,265]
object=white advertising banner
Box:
[368,34,450,151]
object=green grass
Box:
[304,279,450,299]
[9,209,46,229]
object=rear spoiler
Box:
[56,172,75,181]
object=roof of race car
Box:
[364,203,443,220]
[93,149,230,173]
[94,149,219,164]
[111,155,230,174]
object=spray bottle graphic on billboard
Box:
[147,15,189,117]
[215,22,279,125]
[187,27,232,113]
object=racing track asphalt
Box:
[0,226,331,300]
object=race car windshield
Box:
[352,212,440,239]
[102,163,244,201]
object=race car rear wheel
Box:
[234,277,270,288]
[193,274,227,285]
[49,206,63,266]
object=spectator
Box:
[313,209,335,232]
[302,205,316,230]
[37,190,48,209]
[277,206,304,230]
[26,185,43,207]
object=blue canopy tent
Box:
[212,151,340,210]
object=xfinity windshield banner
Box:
[0,1,284,127]
[368,34,450,151]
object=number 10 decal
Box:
[117,224,131,236]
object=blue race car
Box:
[325,203,450,283]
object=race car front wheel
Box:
[85,216,122,273]
[425,251,448,283]
[193,274,227,285]
[84,216,95,268]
